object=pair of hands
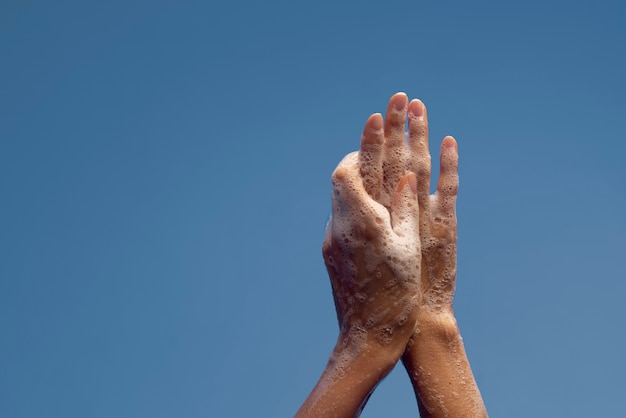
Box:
[323,92,459,361]
[297,93,486,418]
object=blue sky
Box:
[1,1,625,417]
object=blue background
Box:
[1,1,625,416]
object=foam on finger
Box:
[436,137,459,215]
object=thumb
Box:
[390,172,419,237]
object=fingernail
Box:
[369,113,383,130]
[392,93,407,111]
[409,99,424,118]
[442,136,457,149]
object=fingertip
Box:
[391,172,420,235]
[391,92,408,111]
[369,113,384,131]
[395,172,417,195]
[408,99,424,119]
[359,115,384,199]
[407,172,417,195]
[333,152,359,181]
[332,167,349,182]
[441,136,457,151]
[331,162,369,206]
[361,114,384,147]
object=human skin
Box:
[400,98,488,418]
[295,94,422,418]
[296,93,487,417]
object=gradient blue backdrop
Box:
[1,1,625,417]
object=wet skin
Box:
[296,93,487,418]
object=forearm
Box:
[296,335,400,418]
[402,311,488,418]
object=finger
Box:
[359,113,384,200]
[382,92,408,208]
[436,136,459,215]
[331,152,372,222]
[331,155,386,244]
[390,172,419,238]
[407,99,431,211]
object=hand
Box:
[322,93,422,358]
[404,99,460,314]
[401,99,488,418]
[298,93,486,418]
[297,93,424,418]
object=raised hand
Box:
[323,93,423,355]
[297,93,487,418]
[402,99,488,418]
[297,93,423,417]
[405,99,460,312]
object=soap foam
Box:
[327,152,422,351]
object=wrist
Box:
[334,328,402,375]
[403,309,460,369]
[296,332,400,418]
[415,308,459,341]
[402,310,488,418]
